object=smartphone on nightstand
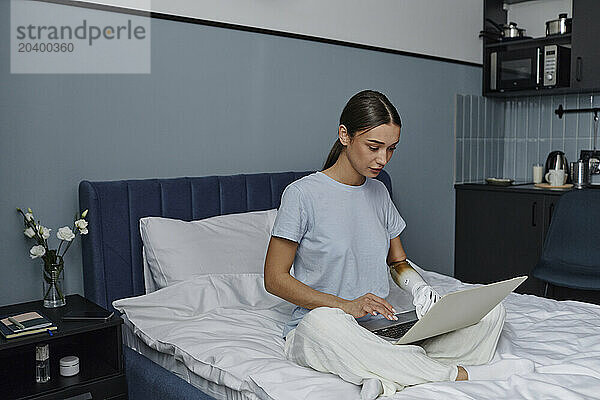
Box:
[61,310,114,322]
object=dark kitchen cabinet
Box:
[570,0,600,90]
[454,185,564,296]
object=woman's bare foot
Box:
[456,366,468,381]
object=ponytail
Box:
[322,139,344,170]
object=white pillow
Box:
[140,209,277,291]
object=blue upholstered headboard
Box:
[79,170,393,311]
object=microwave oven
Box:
[489,44,571,92]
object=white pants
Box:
[284,304,506,396]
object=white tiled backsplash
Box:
[455,93,600,184]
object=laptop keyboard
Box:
[372,321,417,339]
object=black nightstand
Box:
[0,294,127,400]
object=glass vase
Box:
[43,256,66,308]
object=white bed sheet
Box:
[114,270,600,400]
[122,318,260,400]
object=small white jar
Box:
[59,356,80,377]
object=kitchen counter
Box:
[455,182,600,195]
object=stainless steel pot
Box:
[503,22,526,38]
[480,19,527,41]
[546,13,572,36]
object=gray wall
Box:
[0,1,481,306]
[456,93,600,184]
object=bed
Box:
[79,170,600,400]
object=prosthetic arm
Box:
[389,260,440,319]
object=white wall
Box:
[84,0,485,64]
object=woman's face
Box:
[342,123,401,177]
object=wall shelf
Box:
[484,33,571,49]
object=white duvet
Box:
[113,268,600,400]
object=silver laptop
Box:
[358,276,527,345]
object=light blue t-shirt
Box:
[271,171,406,338]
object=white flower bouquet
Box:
[17,207,89,307]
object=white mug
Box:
[545,169,566,186]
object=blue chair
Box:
[532,189,600,296]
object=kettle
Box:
[544,150,569,183]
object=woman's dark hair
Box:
[322,90,402,170]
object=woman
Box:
[264,90,533,396]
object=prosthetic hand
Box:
[389,260,440,319]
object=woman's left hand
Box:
[411,284,440,319]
